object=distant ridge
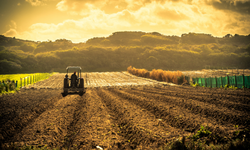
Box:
[0,31,250,73]
[1,31,250,46]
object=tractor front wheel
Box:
[64,78,69,88]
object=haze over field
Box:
[1,0,250,43]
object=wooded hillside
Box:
[0,32,250,73]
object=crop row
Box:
[0,73,54,93]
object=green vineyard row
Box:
[192,75,250,89]
[0,73,54,94]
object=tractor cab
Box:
[66,66,81,87]
[63,66,84,96]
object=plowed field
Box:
[0,72,250,149]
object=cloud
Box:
[56,0,68,11]
[56,0,167,15]
[16,9,133,42]
[10,20,17,29]
[3,29,18,37]
[55,0,200,15]
[207,0,250,15]
[25,0,42,6]
[56,0,109,15]
[155,3,190,20]
[25,0,49,6]
[2,20,18,37]
[10,0,250,43]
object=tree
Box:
[224,34,232,38]
[0,46,5,51]
[200,45,213,55]
[0,59,22,73]
[20,43,35,52]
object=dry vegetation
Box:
[127,66,187,84]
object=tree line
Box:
[0,32,250,74]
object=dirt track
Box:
[0,72,250,149]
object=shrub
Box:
[0,84,5,93]
[177,75,185,84]
[190,82,199,87]
[8,81,16,91]
[127,66,187,84]
[192,125,211,140]
[0,80,17,93]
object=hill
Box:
[0,32,250,73]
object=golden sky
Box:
[1,0,250,43]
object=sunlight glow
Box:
[1,0,250,43]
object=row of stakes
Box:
[0,74,44,89]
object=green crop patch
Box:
[0,72,55,94]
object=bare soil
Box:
[0,72,250,149]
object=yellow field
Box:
[0,73,58,81]
[0,73,56,94]
[0,73,37,81]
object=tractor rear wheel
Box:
[62,89,68,97]
[79,78,84,88]
[79,90,84,96]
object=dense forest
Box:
[0,31,250,74]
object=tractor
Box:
[63,66,85,96]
